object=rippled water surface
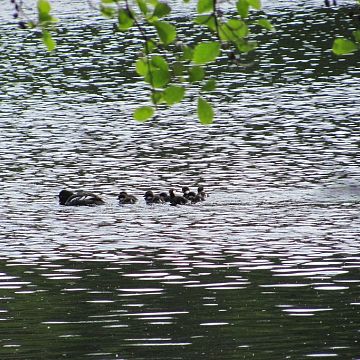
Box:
[0,0,360,359]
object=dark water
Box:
[1,0,360,359]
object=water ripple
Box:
[1,1,360,359]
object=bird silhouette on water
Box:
[59,190,105,206]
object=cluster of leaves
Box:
[11,0,58,50]
[333,30,360,55]
[13,0,274,123]
[13,0,358,123]
[332,1,360,55]
[325,0,360,55]
[98,0,274,123]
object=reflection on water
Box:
[0,0,360,359]
[0,243,359,359]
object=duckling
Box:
[187,191,202,204]
[144,190,164,205]
[182,186,190,199]
[159,192,170,203]
[59,190,105,206]
[169,189,188,206]
[197,185,208,201]
[118,191,137,204]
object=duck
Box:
[59,189,105,206]
[118,191,137,204]
[144,190,164,205]
[169,189,187,206]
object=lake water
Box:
[0,0,360,359]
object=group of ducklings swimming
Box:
[59,186,208,207]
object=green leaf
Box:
[237,39,257,53]
[136,58,148,76]
[181,45,193,61]
[154,21,176,45]
[188,66,205,82]
[353,30,360,42]
[101,5,116,18]
[101,0,117,3]
[201,79,216,91]
[151,55,169,71]
[193,41,220,64]
[226,19,248,38]
[197,0,213,13]
[236,0,249,18]
[150,69,170,88]
[194,15,216,31]
[118,8,134,30]
[42,30,56,51]
[332,38,358,55]
[256,18,274,31]
[173,62,185,76]
[27,21,37,29]
[137,0,148,15]
[219,24,234,41]
[247,0,261,10]
[163,85,185,105]
[37,0,56,23]
[151,91,164,104]
[38,0,51,15]
[145,39,157,53]
[197,97,214,125]
[153,2,171,18]
[134,106,154,122]
[148,55,170,88]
